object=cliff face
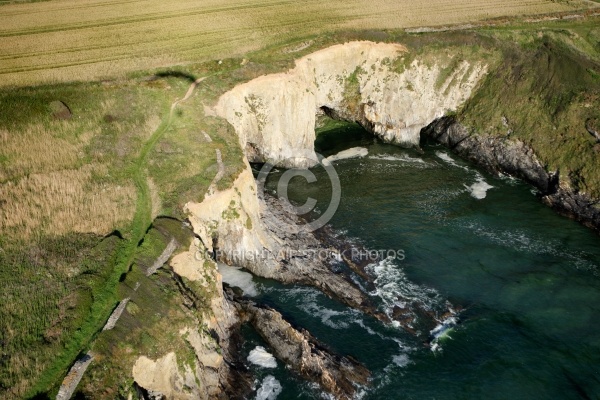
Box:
[423,117,558,193]
[175,39,599,399]
[196,41,490,282]
[216,41,488,168]
[184,164,376,313]
[131,244,244,400]
[181,42,492,350]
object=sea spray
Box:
[248,346,277,368]
[465,174,494,199]
[217,263,259,296]
[366,258,445,324]
[255,375,282,400]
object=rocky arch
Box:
[215,41,489,168]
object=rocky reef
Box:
[232,293,370,399]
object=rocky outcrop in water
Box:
[422,116,600,230]
[542,189,600,231]
[183,42,483,334]
[423,116,558,193]
[233,294,370,399]
[186,165,454,332]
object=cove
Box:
[237,122,600,399]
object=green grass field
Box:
[0,69,243,398]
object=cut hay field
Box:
[0,0,593,87]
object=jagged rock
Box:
[585,117,600,142]
[542,188,600,231]
[186,165,454,332]
[233,296,370,399]
[132,353,188,400]
[256,192,378,313]
[422,116,558,194]
[185,164,377,316]
[422,116,600,230]
[133,246,251,400]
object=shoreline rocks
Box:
[422,116,600,231]
[231,293,370,399]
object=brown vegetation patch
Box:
[0,164,136,238]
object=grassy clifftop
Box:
[460,21,600,198]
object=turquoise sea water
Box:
[239,125,600,400]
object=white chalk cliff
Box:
[216,41,488,167]
[132,244,240,399]
[185,40,491,296]
[156,41,492,399]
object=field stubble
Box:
[0,0,594,86]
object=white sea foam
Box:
[297,290,360,329]
[248,346,277,368]
[430,315,458,352]
[354,318,380,336]
[460,221,599,274]
[392,353,411,367]
[465,175,494,199]
[326,147,368,162]
[498,172,519,184]
[256,375,282,400]
[462,222,560,256]
[367,258,443,321]
[217,263,258,296]
[416,187,463,222]
[266,286,356,329]
[435,151,469,171]
[381,339,414,382]
[370,153,429,167]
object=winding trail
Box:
[171,77,206,112]
[53,76,206,400]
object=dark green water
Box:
[240,125,600,400]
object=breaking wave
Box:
[465,174,494,199]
